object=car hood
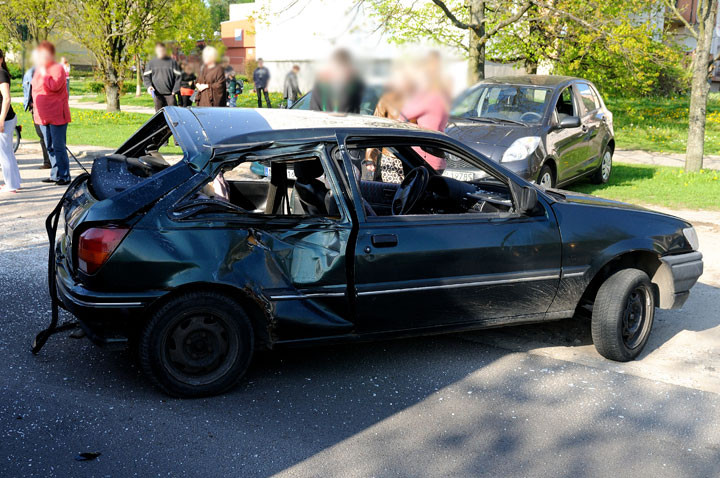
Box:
[547,188,689,222]
[445,118,541,147]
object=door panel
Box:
[353,211,562,333]
[575,83,603,175]
[549,86,585,183]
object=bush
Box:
[244,59,257,77]
[86,81,105,94]
[6,62,23,80]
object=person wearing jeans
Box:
[0,49,21,193]
[31,41,72,185]
[253,58,272,108]
[22,61,52,169]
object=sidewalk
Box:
[615,149,720,170]
[12,94,155,114]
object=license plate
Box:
[265,167,296,180]
[443,170,475,181]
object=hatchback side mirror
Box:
[558,116,581,129]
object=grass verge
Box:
[572,162,720,211]
[605,93,720,154]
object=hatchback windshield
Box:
[451,85,552,125]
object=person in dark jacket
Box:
[143,42,181,111]
[253,58,271,108]
[195,46,226,107]
[283,65,301,108]
[22,55,51,169]
[309,49,364,114]
[178,62,196,107]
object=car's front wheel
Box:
[139,291,254,397]
[537,164,555,189]
[591,148,612,184]
[591,268,655,362]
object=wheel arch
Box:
[539,156,558,183]
[140,282,273,348]
[579,249,668,311]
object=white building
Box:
[227,0,523,94]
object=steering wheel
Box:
[392,166,430,215]
[520,112,542,122]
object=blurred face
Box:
[257,60,263,68]
[155,45,166,59]
[35,48,54,68]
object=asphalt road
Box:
[1,143,719,477]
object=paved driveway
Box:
[1,144,719,477]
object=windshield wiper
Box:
[454,116,527,126]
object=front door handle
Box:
[371,234,398,248]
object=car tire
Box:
[139,291,254,397]
[537,164,555,189]
[591,268,655,362]
[591,148,612,184]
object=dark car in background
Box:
[39,107,702,397]
[446,75,614,188]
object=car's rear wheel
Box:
[537,164,555,189]
[591,268,655,362]
[139,291,254,397]
[591,148,612,184]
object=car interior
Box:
[555,86,577,122]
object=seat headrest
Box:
[293,159,325,182]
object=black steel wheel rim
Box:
[161,312,239,386]
[622,286,650,349]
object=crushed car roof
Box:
[183,107,422,146]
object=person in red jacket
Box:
[32,41,71,185]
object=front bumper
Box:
[659,251,703,310]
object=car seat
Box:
[293,160,329,215]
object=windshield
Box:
[451,84,551,125]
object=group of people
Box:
[144,43,237,111]
[0,41,72,194]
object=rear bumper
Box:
[54,242,163,347]
[659,251,703,310]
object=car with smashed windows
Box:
[36,107,703,397]
[447,75,614,188]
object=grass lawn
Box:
[15,108,152,149]
[605,93,720,154]
[80,85,285,109]
[573,162,720,210]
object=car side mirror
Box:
[516,185,540,215]
[558,116,581,129]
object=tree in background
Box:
[365,0,684,95]
[366,0,535,83]
[664,0,718,172]
[208,0,254,32]
[60,0,212,112]
[0,0,59,69]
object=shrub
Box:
[6,62,23,80]
[86,81,105,94]
[244,59,257,77]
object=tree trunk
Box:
[106,82,121,112]
[135,55,142,97]
[685,0,718,172]
[467,0,486,84]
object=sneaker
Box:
[41,178,56,183]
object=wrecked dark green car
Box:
[37,107,703,397]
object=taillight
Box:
[77,227,129,274]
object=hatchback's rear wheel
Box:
[139,292,254,397]
[591,148,612,184]
[591,268,654,362]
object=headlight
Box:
[501,136,541,162]
[683,226,699,251]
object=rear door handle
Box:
[371,234,398,248]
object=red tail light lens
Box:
[77,227,129,274]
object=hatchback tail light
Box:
[77,227,129,274]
